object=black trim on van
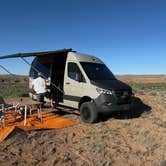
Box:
[94,93,131,113]
[64,95,81,102]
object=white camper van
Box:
[28,49,132,123]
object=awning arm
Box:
[0,64,15,76]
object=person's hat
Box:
[38,72,42,76]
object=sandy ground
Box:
[0,75,166,166]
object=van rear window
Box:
[30,58,51,79]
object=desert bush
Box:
[129,83,166,92]
[148,90,157,96]
[0,83,28,99]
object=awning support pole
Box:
[0,65,15,76]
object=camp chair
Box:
[0,96,19,128]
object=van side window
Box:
[68,63,85,82]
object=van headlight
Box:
[96,88,113,95]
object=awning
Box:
[0,48,73,59]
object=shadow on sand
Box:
[45,97,151,123]
[99,96,152,122]
[53,106,79,116]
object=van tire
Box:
[80,102,98,123]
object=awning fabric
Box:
[0,48,72,59]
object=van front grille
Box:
[114,90,131,104]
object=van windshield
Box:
[80,62,116,81]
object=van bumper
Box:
[95,103,131,112]
[94,93,132,113]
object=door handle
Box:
[65,82,70,85]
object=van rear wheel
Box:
[80,102,98,123]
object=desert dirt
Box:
[0,75,166,166]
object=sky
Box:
[0,0,166,75]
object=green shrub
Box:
[128,83,166,91]
[0,83,28,99]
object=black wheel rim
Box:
[82,107,91,121]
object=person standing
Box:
[32,72,53,108]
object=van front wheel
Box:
[80,102,98,123]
